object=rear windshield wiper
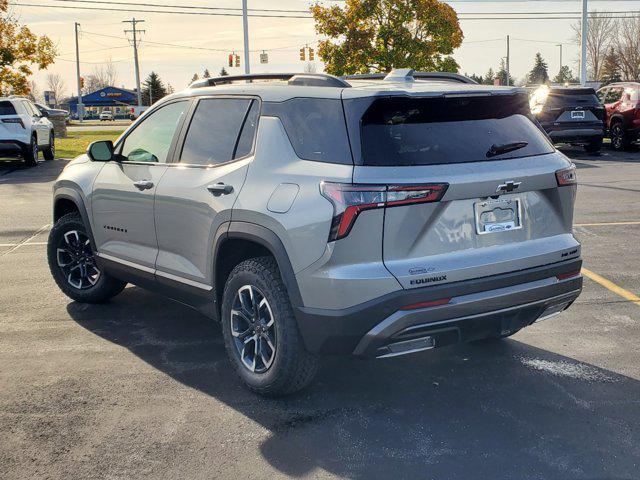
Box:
[486,141,529,158]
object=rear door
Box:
[153,96,259,289]
[536,89,604,126]
[346,93,580,289]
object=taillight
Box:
[555,165,577,186]
[2,118,24,128]
[320,182,448,241]
[556,270,581,281]
[400,297,452,311]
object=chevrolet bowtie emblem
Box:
[496,181,522,193]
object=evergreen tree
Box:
[553,65,578,84]
[496,59,514,86]
[203,69,211,79]
[482,67,495,85]
[219,67,229,76]
[600,48,623,86]
[190,73,199,85]
[527,53,549,85]
[141,71,168,106]
[467,73,484,84]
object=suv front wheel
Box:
[47,213,126,303]
[221,257,318,396]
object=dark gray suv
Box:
[47,70,583,396]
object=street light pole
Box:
[506,35,510,86]
[242,0,250,74]
[580,0,588,85]
[557,43,563,75]
[74,22,84,123]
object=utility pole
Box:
[123,18,145,106]
[580,0,588,85]
[506,35,510,86]
[242,0,250,74]
[557,44,563,72]
[74,22,84,123]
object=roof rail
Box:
[189,73,350,89]
[341,70,478,84]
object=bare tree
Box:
[613,16,640,81]
[573,11,615,81]
[27,79,41,102]
[303,62,317,73]
[46,73,66,107]
[82,59,119,94]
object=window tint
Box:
[120,101,188,163]
[545,90,600,108]
[0,101,16,115]
[262,98,352,165]
[235,100,260,159]
[180,98,252,166]
[360,94,554,166]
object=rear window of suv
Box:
[359,94,554,167]
[0,101,16,115]
[545,88,600,109]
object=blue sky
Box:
[12,0,640,95]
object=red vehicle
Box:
[596,82,640,150]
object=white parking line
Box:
[0,241,47,248]
[0,225,50,256]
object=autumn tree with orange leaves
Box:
[0,0,56,95]
[311,0,463,76]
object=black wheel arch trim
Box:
[53,188,97,251]
[214,220,303,312]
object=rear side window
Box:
[180,98,256,166]
[0,101,16,115]
[606,88,624,103]
[359,94,554,167]
[262,98,352,165]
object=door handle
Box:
[133,180,154,191]
[207,183,234,196]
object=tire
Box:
[23,135,38,167]
[47,212,126,303]
[584,137,603,154]
[610,122,631,151]
[221,256,318,396]
[42,131,55,160]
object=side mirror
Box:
[87,140,115,162]
[40,110,49,118]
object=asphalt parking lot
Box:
[1,148,640,480]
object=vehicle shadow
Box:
[0,158,67,184]
[559,144,640,163]
[67,286,640,480]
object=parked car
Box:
[47,70,583,396]
[530,85,604,153]
[99,111,114,121]
[596,82,640,150]
[35,103,69,119]
[0,97,55,166]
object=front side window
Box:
[180,98,256,166]
[120,101,188,163]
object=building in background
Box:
[66,86,138,119]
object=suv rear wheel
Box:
[47,213,126,303]
[42,132,55,160]
[24,135,38,166]
[610,121,631,151]
[221,256,318,396]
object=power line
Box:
[49,0,310,13]
[10,2,314,18]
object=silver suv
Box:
[47,70,583,396]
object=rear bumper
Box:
[0,140,27,158]
[545,127,603,143]
[295,258,582,356]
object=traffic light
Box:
[228,54,233,67]
[309,48,315,61]
[79,76,85,89]
[235,54,240,68]
[299,47,306,61]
